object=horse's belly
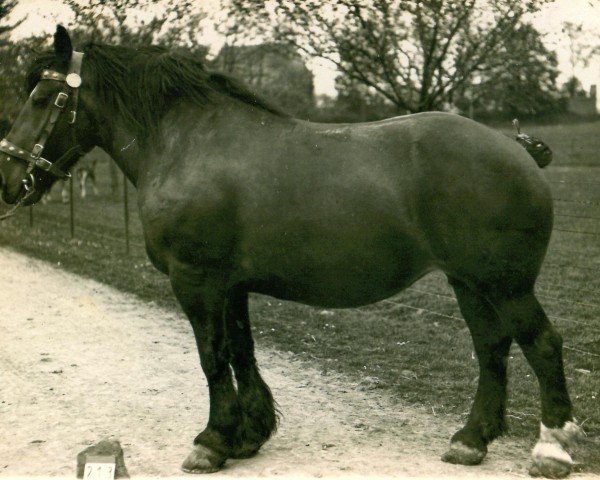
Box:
[253,268,429,308]
[244,235,434,308]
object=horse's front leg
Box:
[225,288,278,458]
[169,263,239,473]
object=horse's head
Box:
[0,26,95,206]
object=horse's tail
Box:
[512,119,553,168]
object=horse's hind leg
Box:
[493,293,583,478]
[442,278,512,466]
[169,265,239,473]
[225,288,278,458]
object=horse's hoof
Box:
[441,441,486,466]
[528,421,584,478]
[530,442,573,478]
[529,456,571,478]
[181,444,226,474]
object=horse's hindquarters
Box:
[407,117,553,294]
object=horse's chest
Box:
[139,187,241,271]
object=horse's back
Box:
[301,111,551,236]
[287,112,553,296]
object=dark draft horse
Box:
[0,27,584,478]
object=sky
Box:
[8,0,600,98]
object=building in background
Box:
[212,43,315,118]
[567,84,598,116]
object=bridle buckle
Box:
[31,143,43,159]
[55,91,68,108]
[35,157,53,171]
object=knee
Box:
[199,347,230,380]
[516,325,562,357]
[535,328,563,359]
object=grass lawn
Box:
[0,119,598,472]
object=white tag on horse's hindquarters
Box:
[83,455,116,480]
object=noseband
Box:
[0,51,84,208]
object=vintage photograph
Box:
[0,0,598,478]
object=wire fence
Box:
[28,170,137,251]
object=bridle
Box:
[0,51,84,217]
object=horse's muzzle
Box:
[0,161,32,206]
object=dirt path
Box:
[0,249,588,479]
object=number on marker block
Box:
[84,455,116,480]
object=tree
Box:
[562,76,586,98]
[211,43,316,118]
[0,1,35,126]
[212,0,275,72]
[561,21,599,79]
[226,0,555,113]
[454,23,564,119]
[0,0,209,125]
[0,0,17,46]
[317,84,398,122]
[63,0,206,53]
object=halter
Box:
[0,51,84,210]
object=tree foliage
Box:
[455,23,563,119]
[227,0,558,114]
[0,0,209,119]
[0,0,34,125]
[561,21,600,78]
[0,37,48,123]
[211,43,315,118]
[61,0,206,55]
[0,0,18,46]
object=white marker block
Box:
[83,455,116,480]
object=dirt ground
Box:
[0,249,592,479]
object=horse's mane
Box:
[27,42,289,144]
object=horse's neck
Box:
[99,124,142,187]
[95,98,290,188]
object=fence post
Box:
[69,175,75,238]
[123,173,130,254]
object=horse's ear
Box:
[54,25,72,66]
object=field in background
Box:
[0,120,598,472]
